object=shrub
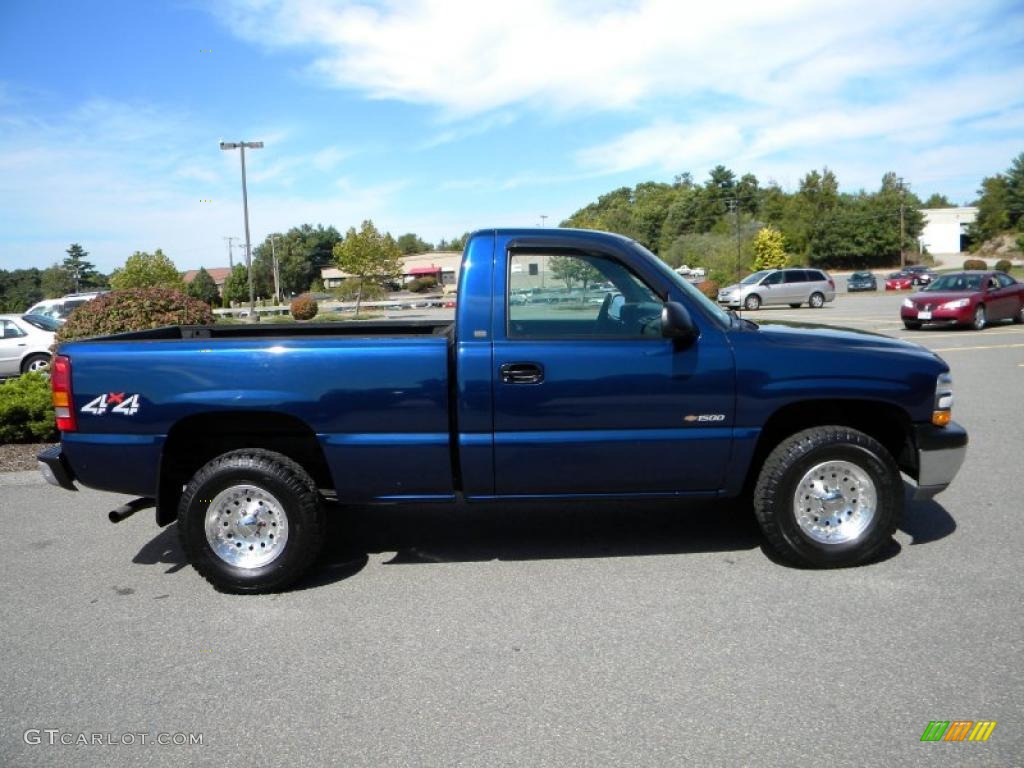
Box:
[0,372,57,444]
[995,259,1012,273]
[290,294,318,320]
[407,276,438,293]
[963,258,987,270]
[696,279,720,300]
[58,287,215,344]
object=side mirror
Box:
[661,301,698,342]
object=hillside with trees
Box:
[561,166,926,285]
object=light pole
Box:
[220,140,263,321]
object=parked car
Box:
[847,271,878,292]
[39,229,966,592]
[25,292,105,324]
[717,268,836,310]
[0,314,55,377]
[901,271,1024,330]
[905,266,937,286]
[885,272,915,291]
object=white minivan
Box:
[717,268,836,310]
[25,292,105,323]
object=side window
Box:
[508,251,663,339]
[1,320,27,339]
[784,271,807,283]
[805,270,825,282]
[997,273,1016,288]
[762,272,784,286]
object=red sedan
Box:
[885,271,914,290]
[901,271,1024,330]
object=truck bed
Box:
[82,320,454,342]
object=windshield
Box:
[925,274,983,292]
[635,243,731,327]
[22,313,61,332]
[740,270,772,285]
[851,272,870,278]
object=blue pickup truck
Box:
[39,229,967,593]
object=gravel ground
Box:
[0,443,54,472]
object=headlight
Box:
[933,372,953,426]
[939,298,970,310]
[902,298,914,308]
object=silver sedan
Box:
[0,314,56,377]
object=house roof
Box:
[183,267,232,285]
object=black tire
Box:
[789,303,801,308]
[21,353,50,374]
[753,426,902,568]
[178,449,325,593]
[808,292,825,308]
[970,304,986,330]
[903,320,921,330]
[744,294,761,311]
[1013,303,1023,324]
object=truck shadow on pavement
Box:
[130,487,957,589]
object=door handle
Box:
[500,362,544,384]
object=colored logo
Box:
[920,720,996,742]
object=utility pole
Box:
[220,140,264,322]
[270,234,281,305]
[897,177,906,268]
[539,215,548,228]
[728,198,741,286]
[223,236,237,269]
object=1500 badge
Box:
[80,392,141,416]
[684,413,726,423]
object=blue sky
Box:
[1,0,1022,274]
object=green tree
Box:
[1004,151,1024,230]
[922,193,954,208]
[186,267,220,306]
[396,233,433,254]
[109,249,184,290]
[222,264,250,305]
[549,256,602,293]
[436,233,470,251]
[252,224,341,298]
[63,243,100,292]
[0,268,43,312]
[41,263,75,298]
[333,220,403,316]
[752,227,789,270]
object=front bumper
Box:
[912,421,967,500]
[901,307,971,326]
[37,445,77,491]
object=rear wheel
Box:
[753,426,902,568]
[808,292,825,308]
[903,321,921,330]
[970,304,986,330]
[178,449,325,593]
[21,353,50,374]
[1013,303,1023,324]
[744,294,761,311]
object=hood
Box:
[748,318,941,360]
[908,291,974,304]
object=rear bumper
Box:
[37,445,77,491]
[912,422,968,500]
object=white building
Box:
[919,207,978,255]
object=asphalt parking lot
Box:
[1,290,1022,767]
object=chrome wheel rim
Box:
[745,296,760,310]
[26,357,49,372]
[793,460,877,544]
[974,306,985,330]
[205,484,289,568]
[810,293,823,308]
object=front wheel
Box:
[808,292,825,308]
[178,449,325,593]
[970,304,986,330]
[753,426,902,568]
[1013,303,1023,324]
[744,294,761,311]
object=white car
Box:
[25,292,104,324]
[0,314,56,377]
